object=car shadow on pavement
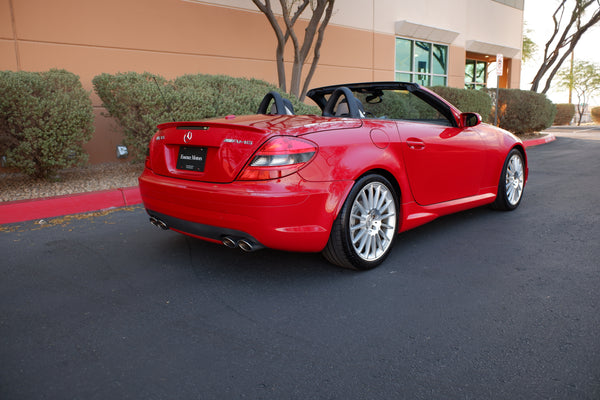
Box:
[163,204,505,282]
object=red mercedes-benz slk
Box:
[139,82,527,270]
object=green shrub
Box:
[429,86,493,122]
[93,72,319,161]
[494,89,556,135]
[174,74,319,116]
[0,69,94,178]
[93,72,217,161]
[554,103,575,125]
[591,106,600,124]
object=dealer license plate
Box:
[176,146,207,172]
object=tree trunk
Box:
[252,0,335,99]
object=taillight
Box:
[238,136,317,181]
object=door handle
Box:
[406,138,425,150]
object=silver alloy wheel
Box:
[505,153,524,206]
[349,182,397,261]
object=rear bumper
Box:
[138,169,353,252]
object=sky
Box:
[520,0,600,106]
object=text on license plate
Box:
[176,146,207,172]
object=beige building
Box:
[1,0,524,164]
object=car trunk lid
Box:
[148,114,361,183]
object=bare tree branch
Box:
[539,9,600,93]
[530,0,600,93]
[252,0,335,99]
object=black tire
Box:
[492,148,525,211]
[323,174,399,270]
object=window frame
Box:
[395,37,448,87]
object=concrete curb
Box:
[0,134,556,225]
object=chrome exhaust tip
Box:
[238,239,254,252]
[149,217,168,230]
[222,236,238,249]
[157,220,169,230]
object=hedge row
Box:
[93,73,319,161]
[493,88,556,135]
[0,69,94,178]
[430,86,493,123]
[430,86,556,134]
[0,69,560,178]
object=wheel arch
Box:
[511,143,528,182]
[355,168,402,202]
[330,168,402,223]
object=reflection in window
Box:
[395,38,448,87]
[433,45,447,75]
[465,59,488,89]
[414,42,430,86]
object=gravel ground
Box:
[0,162,144,202]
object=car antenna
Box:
[152,76,176,122]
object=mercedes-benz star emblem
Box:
[184,131,193,144]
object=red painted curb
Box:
[0,186,142,225]
[523,133,556,148]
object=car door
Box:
[396,116,487,206]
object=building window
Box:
[465,59,488,89]
[395,38,448,86]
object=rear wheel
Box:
[323,174,399,270]
[492,148,525,211]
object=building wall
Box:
[0,0,523,164]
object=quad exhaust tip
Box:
[237,239,254,252]
[148,219,259,251]
[149,217,169,230]
[222,236,257,252]
[222,236,237,249]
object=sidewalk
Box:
[0,134,556,225]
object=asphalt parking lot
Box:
[1,131,599,399]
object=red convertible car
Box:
[139,82,527,270]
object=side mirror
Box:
[461,112,482,128]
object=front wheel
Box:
[492,148,525,211]
[323,174,399,270]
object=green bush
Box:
[494,89,556,135]
[591,106,600,124]
[93,72,218,161]
[429,86,493,122]
[174,74,319,116]
[93,72,319,161]
[356,90,436,120]
[0,69,94,178]
[554,103,575,125]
